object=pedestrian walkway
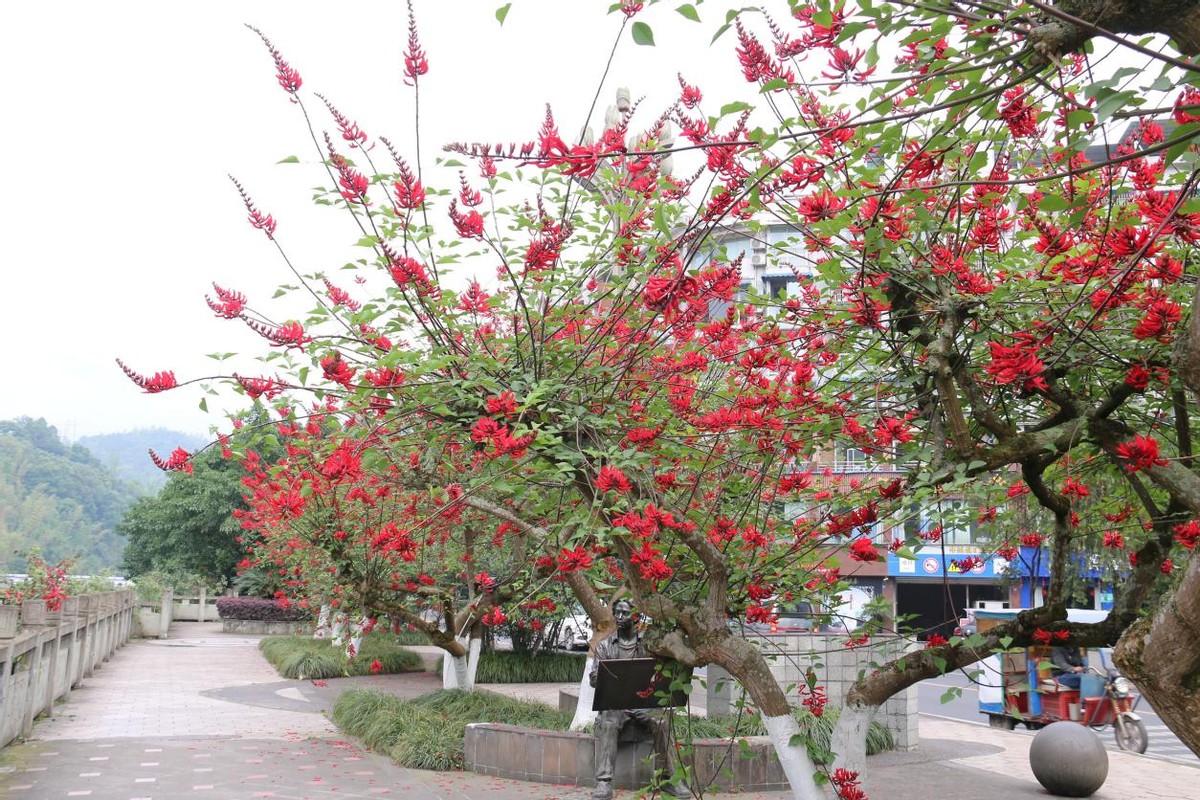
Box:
[0,623,1194,799]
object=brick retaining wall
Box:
[464,722,789,792]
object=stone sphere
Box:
[1029,722,1109,797]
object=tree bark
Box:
[1113,553,1200,755]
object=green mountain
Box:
[0,418,171,573]
[78,428,207,492]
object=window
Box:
[707,282,750,320]
[835,446,869,472]
[762,274,801,300]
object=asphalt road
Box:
[918,667,1200,766]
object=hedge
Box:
[215,596,312,622]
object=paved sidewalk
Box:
[0,623,1194,799]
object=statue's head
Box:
[613,599,635,632]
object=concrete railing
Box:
[0,589,136,749]
[135,590,174,639]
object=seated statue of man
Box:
[588,599,691,800]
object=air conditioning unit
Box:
[750,252,766,267]
[974,600,1010,609]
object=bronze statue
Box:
[588,599,691,800]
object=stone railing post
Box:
[19,601,48,736]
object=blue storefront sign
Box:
[887,549,1010,579]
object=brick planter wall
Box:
[463,723,788,792]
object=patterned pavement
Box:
[0,623,1196,800]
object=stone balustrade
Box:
[0,590,135,748]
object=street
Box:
[919,668,1200,765]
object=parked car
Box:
[556,607,593,651]
[741,600,818,635]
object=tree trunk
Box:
[441,635,482,691]
[1113,553,1200,756]
[829,702,877,775]
[570,655,598,731]
[705,636,825,800]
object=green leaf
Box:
[631,21,655,46]
[495,3,512,24]
[277,155,300,164]
[719,101,752,117]
[676,3,700,22]
[939,686,962,703]
[198,398,208,413]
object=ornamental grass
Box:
[331,686,893,773]
[332,688,574,771]
[258,633,423,679]
[474,651,587,684]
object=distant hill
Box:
[0,418,156,573]
[78,428,207,492]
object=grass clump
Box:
[332,688,574,770]
[475,651,586,684]
[259,633,423,679]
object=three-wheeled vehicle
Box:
[975,608,1148,753]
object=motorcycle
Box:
[975,608,1149,753]
[1082,666,1148,754]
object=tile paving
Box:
[0,622,1195,799]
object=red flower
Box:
[247,26,302,99]
[449,199,484,239]
[925,634,948,648]
[1173,520,1200,550]
[207,283,248,318]
[1132,295,1182,342]
[847,537,880,562]
[486,390,519,416]
[596,465,632,494]
[1115,435,1167,472]
[369,659,383,674]
[1174,86,1200,124]
[230,177,277,240]
[1021,533,1045,548]
[1032,628,1053,645]
[984,333,1048,392]
[117,359,178,393]
[557,546,593,573]
[149,446,192,475]
[1124,365,1150,391]
[403,2,429,84]
[998,87,1039,138]
[1102,531,1125,549]
[320,353,357,388]
[481,606,507,626]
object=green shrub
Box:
[332,688,573,770]
[475,651,586,684]
[332,686,895,775]
[258,634,422,679]
[393,629,429,646]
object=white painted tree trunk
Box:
[313,605,331,639]
[762,713,825,800]
[829,702,876,775]
[570,655,598,731]
[441,636,482,691]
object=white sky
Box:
[0,0,750,440]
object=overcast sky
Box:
[0,0,757,441]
